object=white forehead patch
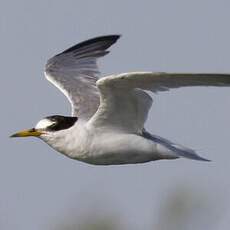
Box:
[35,119,55,129]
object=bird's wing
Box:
[45,35,120,120]
[88,72,230,133]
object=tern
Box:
[11,35,230,165]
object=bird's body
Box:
[11,35,230,165]
[41,122,175,165]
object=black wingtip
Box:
[197,157,211,162]
[191,155,211,162]
[60,34,121,55]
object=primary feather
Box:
[45,35,120,120]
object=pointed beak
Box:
[10,128,42,138]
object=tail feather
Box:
[142,130,210,162]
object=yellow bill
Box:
[10,128,42,138]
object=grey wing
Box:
[45,35,120,120]
[98,72,230,92]
[88,72,230,133]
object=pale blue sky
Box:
[1,0,230,229]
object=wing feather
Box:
[45,35,120,119]
[89,72,230,133]
[97,72,230,92]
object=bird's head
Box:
[10,115,78,138]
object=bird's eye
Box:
[49,123,56,128]
[45,116,77,131]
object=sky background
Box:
[1,0,230,229]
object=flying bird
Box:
[11,35,230,165]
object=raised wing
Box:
[88,72,230,133]
[45,35,120,120]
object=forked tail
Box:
[142,130,210,161]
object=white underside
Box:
[40,121,180,165]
